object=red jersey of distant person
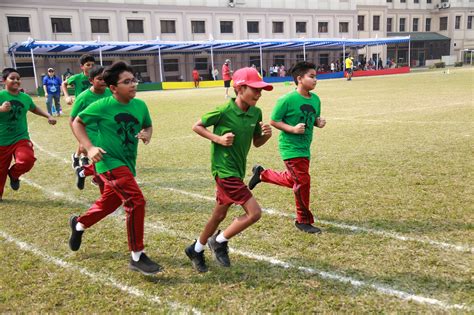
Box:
[192,70,199,80]
[222,63,232,81]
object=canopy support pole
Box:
[408,37,411,68]
[342,43,346,71]
[158,45,163,82]
[303,42,306,61]
[211,44,215,80]
[30,48,39,90]
[11,52,17,68]
[259,42,263,76]
[376,44,379,70]
[98,36,103,66]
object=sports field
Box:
[0,67,473,313]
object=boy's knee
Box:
[249,210,262,223]
[213,211,227,222]
[125,194,146,209]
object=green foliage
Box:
[1,68,473,312]
[434,62,445,68]
[454,61,463,67]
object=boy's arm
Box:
[72,117,106,162]
[61,80,74,105]
[270,120,305,134]
[192,119,234,146]
[30,106,56,125]
[253,121,272,147]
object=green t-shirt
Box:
[71,88,112,144]
[78,96,152,176]
[201,99,262,180]
[67,73,91,97]
[271,90,321,160]
[0,90,36,146]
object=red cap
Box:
[232,67,273,91]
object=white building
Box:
[1,0,473,92]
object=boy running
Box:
[248,61,326,234]
[69,65,112,190]
[69,61,161,275]
[185,67,273,273]
[62,54,96,169]
[0,68,56,201]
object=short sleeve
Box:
[142,103,152,128]
[27,95,36,111]
[66,74,76,85]
[201,108,222,127]
[271,96,288,122]
[70,96,85,118]
[78,101,102,125]
[42,77,48,85]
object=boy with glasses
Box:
[69,61,161,275]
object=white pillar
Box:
[259,42,263,76]
[303,42,306,61]
[211,44,215,80]
[342,43,346,71]
[98,36,103,66]
[30,48,39,90]
[158,45,163,82]
[408,37,411,68]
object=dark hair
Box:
[89,65,105,80]
[79,54,95,65]
[290,61,316,85]
[102,61,134,86]
[2,68,20,80]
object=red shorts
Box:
[215,176,252,206]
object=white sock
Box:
[216,232,228,243]
[78,170,85,177]
[131,250,143,262]
[194,240,205,253]
[75,222,85,231]
[73,153,80,159]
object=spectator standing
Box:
[222,59,232,98]
[43,68,62,116]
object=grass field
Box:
[0,67,473,313]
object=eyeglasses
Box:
[117,78,139,85]
[48,70,55,72]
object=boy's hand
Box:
[316,117,326,128]
[47,116,57,125]
[87,146,107,163]
[136,129,152,144]
[219,132,235,146]
[0,101,11,113]
[66,96,74,105]
[293,123,306,134]
[260,122,272,137]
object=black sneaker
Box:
[8,172,20,191]
[295,221,322,234]
[207,231,231,267]
[248,165,264,190]
[75,167,85,190]
[80,157,89,166]
[129,253,162,275]
[71,153,80,169]
[69,215,84,251]
[185,241,208,273]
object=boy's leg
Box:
[284,158,314,225]
[260,167,294,188]
[220,196,261,239]
[0,146,14,199]
[8,140,36,188]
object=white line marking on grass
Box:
[19,179,473,311]
[31,140,70,164]
[148,185,474,254]
[0,230,200,314]
[332,118,473,125]
[28,141,474,254]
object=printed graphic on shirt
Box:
[114,113,139,154]
[299,104,316,127]
[7,100,24,131]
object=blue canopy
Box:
[8,37,410,57]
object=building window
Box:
[249,56,260,68]
[160,20,176,34]
[339,22,349,33]
[296,54,307,62]
[130,60,148,74]
[7,16,30,32]
[440,17,448,31]
[51,18,72,33]
[194,57,208,70]
[386,0,392,2]
[414,0,419,3]
[191,21,205,33]
[272,21,284,33]
[127,20,144,33]
[91,19,109,33]
[318,22,328,33]
[425,18,431,31]
[427,0,431,3]
[413,18,419,32]
[296,21,307,33]
[387,18,393,32]
[247,21,259,33]
[274,55,285,66]
[319,53,329,66]
[455,16,461,30]
[220,21,233,34]
[163,59,179,72]
[401,0,406,3]
[358,15,365,31]
[399,18,406,32]
[468,16,473,29]
[373,16,380,31]
[16,62,34,77]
